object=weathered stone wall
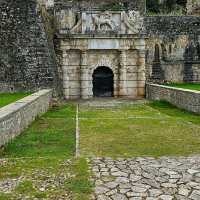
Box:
[0,0,58,93]
[145,16,200,83]
[146,83,200,114]
[54,0,146,14]
[0,90,52,147]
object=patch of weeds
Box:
[0,193,13,200]
[34,192,47,198]
[15,180,35,194]
[65,158,93,200]
[15,180,47,199]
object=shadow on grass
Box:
[148,100,200,125]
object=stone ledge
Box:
[146,83,200,114]
[148,83,200,95]
[0,89,52,147]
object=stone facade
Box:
[146,83,200,114]
[56,9,146,99]
[0,90,52,147]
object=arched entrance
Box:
[92,66,114,97]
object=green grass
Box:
[0,93,31,108]
[80,101,200,158]
[65,158,93,200]
[0,103,92,200]
[0,104,76,158]
[164,83,200,91]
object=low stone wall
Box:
[0,89,52,147]
[146,83,200,114]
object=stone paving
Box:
[91,156,200,200]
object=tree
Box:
[146,0,160,13]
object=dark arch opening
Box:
[92,66,114,97]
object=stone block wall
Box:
[144,16,200,83]
[0,0,58,93]
[0,90,52,147]
[146,83,200,114]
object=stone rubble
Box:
[91,156,200,200]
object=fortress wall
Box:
[0,0,58,93]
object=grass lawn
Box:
[165,83,200,91]
[0,103,93,200]
[0,93,31,108]
[79,101,200,158]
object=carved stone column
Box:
[119,50,127,97]
[80,50,89,99]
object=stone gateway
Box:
[57,10,146,99]
[0,0,200,98]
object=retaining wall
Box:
[0,89,52,147]
[146,83,200,114]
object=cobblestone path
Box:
[91,156,200,200]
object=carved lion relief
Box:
[92,12,117,32]
[121,10,144,34]
[58,9,144,35]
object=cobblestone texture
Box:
[91,156,200,200]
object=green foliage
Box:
[146,0,160,13]
[146,0,186,15]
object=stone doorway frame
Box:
[92,66,114,97]
[60,35,146,99]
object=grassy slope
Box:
[165,83,200,91]
[80,101,200,158]
[0,93,31,108]
[0,104,92,200]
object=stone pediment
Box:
[57,10,144,35]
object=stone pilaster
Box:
[137,49,146,97]
[119,50,127,97]
[80,50,90,99]
[62,50,70,99]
